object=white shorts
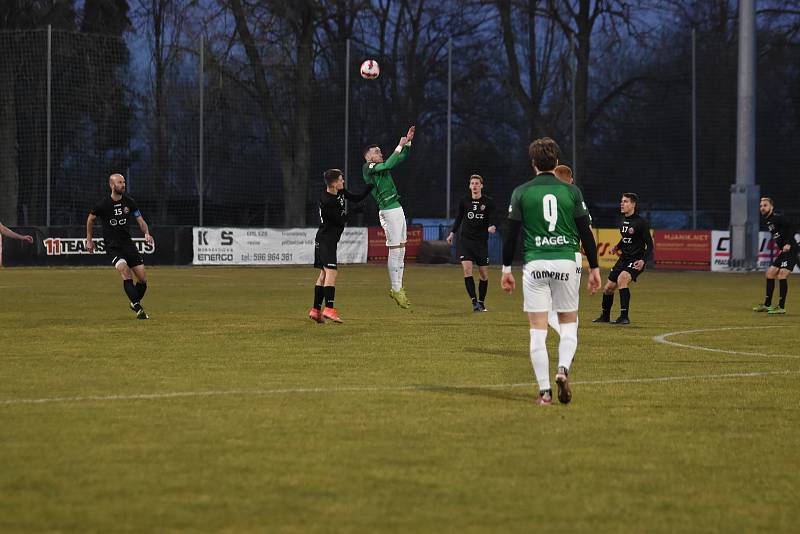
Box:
[573,252,583,292]
[379,207,407,247]
[523,259,580,313]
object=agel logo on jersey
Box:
[535,235,571,247]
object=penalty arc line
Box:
[1,370,799,406]
[652,325,800,359]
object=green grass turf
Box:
[1,265,798,532]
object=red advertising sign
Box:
[653,230,711,270]
[368,224,422,264]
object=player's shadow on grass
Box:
[417,385,532,404]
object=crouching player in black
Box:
[593,192,653,325]
[86,173,154,320]
[753,197,798,314]
[308,169,374,324]
[446,174,497,311]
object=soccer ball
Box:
[360,59,380,80]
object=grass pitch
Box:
[1,265,799,532]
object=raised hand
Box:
[406,125,415,141]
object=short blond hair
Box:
[469,174,483,183]
[760,197,774,206]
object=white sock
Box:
[388,249,401,291]
[547,310,560,335]
[529,328,550,391]
[397,247,405,289]
[557,321,578,371]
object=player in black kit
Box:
[86,173,154,320]
[308,168,374,324]
[752,197,798,314]
[447,174,497,311]
[593,192,653,325]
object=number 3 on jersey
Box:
[543,194,558,231]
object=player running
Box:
[752,197,798,314]
[86,173,154,320]
[446,174,497,312]
[308,169,374,324]
[501,138,600,406]
[0,222,35,245]
[362,126,415,309]
[593,193,654,325]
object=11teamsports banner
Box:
[1,226,192,266]
[653,230,711,270]
[192,227,368,266]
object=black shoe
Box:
[136,308,150,320]
[472,300,481,312]
[130,302,140,313]
[612,315,630,325]
[592,313,610,323]
[477,301,488,312]
[555,366,572,404]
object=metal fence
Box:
[1,26,798,232]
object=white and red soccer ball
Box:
[360,59,380,80]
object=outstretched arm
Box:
[343,183,375,203]
[0,223,34,244]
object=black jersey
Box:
[763,211,798,250]
[451,195,497,241]
[90,194,142,248]
[615,212,654,262]
[316,186,373,242]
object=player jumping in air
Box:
[447,174,497,312]
[752,197,798,314]
[593,193,654,325]
[362,126,415,309]
[0,222,35,245]
[308,169,374,324]
[86,173,154,320]
[501,138,600,406]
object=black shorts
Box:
[457,236,489,266]
[771,250,797,271]
[107,240,143,269]
[609,257,644,283]
[314,239,338,270]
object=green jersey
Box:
[507,172,589,263]
[362,144,411,211]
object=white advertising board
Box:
[193,227,368,266]
[711,230,798,272]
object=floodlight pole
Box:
[730,0,759,269]
[199,35,204,227]
[446,37,452,220]
[344,39,351,184]
[46,25,52,227]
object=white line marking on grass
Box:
[2,370,798,406]
[653,326,799,359]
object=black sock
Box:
[478,279,488,302]
[135,281,147,300]
[765,279,775,306]
[123,280,141,309]
[779,279,788,308]
[313,285,325,310]
[464,277,477,301]
[324,286,335,309]
[602,292,614,314]
[619,288,631,317]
